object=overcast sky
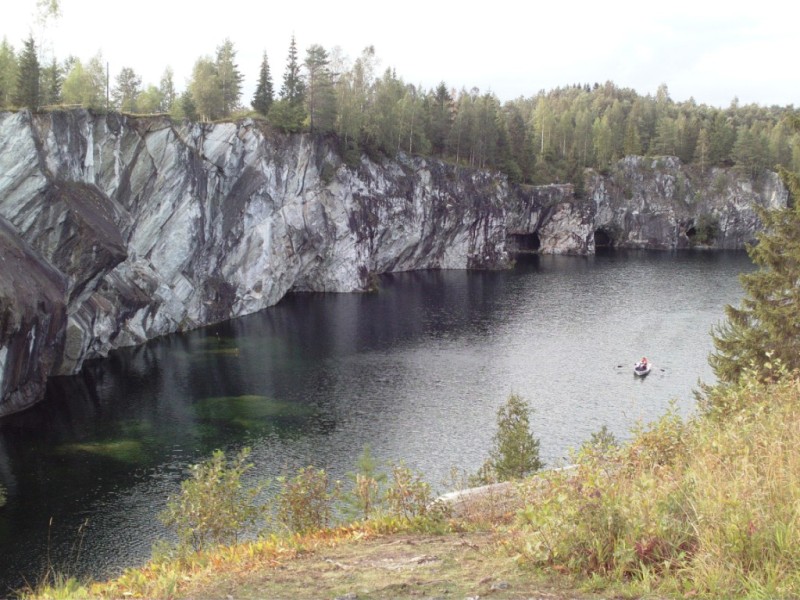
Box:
[1,0,797,108]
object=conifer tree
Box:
[251,51,273,116]
[280,35,305,105]
[473,393,543,483]
[179,90,197,121]
[269,35,306,131]
[710,123,800,385]
[14,35,39,110]
[304,44,336,133]
[216,38,243,116]
[429,82,452,156]
[39,57,61,106]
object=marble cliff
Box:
[0,110,787,414]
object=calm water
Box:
[0,250,752,590]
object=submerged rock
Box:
[0,110,786,414]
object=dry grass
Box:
[512,376,800,598]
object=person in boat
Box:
[637,357,648,370]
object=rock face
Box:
[0,110,787,415]
[0,217,67,415]
[589,156,787,249]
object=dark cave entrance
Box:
[594,228,614,248]
[508,232,541,254]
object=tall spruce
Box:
[216,38,243,117]
[269,35,306,131]
[710,118,800,385]
[280,35,304,105]
[429,82,452,156]
[14,36,39,110]
[251,51,273,116]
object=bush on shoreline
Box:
[513,375,800,598]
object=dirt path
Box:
[183,531,600,600]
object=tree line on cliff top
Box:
[1,32,798,187]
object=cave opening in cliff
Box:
[508,233,540,253]
[594,228,614,248]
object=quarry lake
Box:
[0,250,753,590]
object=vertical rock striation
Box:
[0,110,786,415]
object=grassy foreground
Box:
[23,374,800,599]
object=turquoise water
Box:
[0,250,752,590]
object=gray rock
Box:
[588,155,786,249]
[0,217,67,415]
[0,111,786,415]
[490,580,510,590]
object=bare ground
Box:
[182,531,603,600]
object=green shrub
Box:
[343,445,386,521]
[319,161,337,185]
[516,410,695,581]
[691,213,720,245]
[275,467,339,534]
[579,424,620,459]
[0,484,6,508]
[159,448,263,553]
[473,393,543,484]
[385,462,433,521]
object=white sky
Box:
[1,0,797,108]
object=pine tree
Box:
[251,51,273,116]
[14,35,39,110]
